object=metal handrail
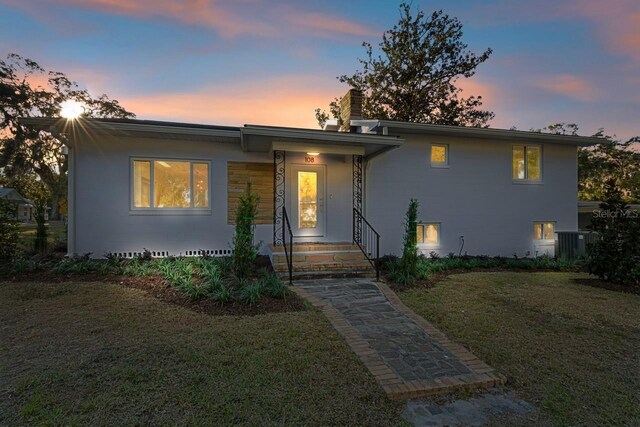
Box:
[353,208,380,280]
[282,207,293,284]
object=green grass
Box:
[398,272,640,426]
[0,281,402,426]
[18,220,66,253]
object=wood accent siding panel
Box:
[227,161,274,224]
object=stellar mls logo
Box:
[593,209,640,219]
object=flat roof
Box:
[357,120,605,146]
[21,116,605,148]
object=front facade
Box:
[25,106,598,260]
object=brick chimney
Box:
[340,88,363,132]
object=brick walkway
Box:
[292,278,505,400]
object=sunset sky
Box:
[1,0,639,141]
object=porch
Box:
[239,125,403,279]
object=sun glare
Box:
[60,100,85,120]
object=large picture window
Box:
[132,159,209,210]
[513,145,541,181]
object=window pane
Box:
[298,171,317,228]
[513,146,525,179]
[527,146,541,180]
[533,224,542,240]
[416,225,424,244]
[425,224,439,244]
[154,160,191,208]
[543,223,555,240]
[193,163,209,208]
[133,161,150,207]
[431,145,447,164]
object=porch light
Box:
[307,152,320,156]
[60,100,85,120]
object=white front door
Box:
[290,164,325,238]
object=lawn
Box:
[0,281,403,426]
[17,220,66,253]
[398,272,640,426]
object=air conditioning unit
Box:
[555,231,599,260]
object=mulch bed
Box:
[1,271,308,316]
[571,278,640,295]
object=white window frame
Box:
[417,222,441,248]
[533,221,556,242]
[512,144,543,184]
[430,144,449,168]
[130,157,212,215]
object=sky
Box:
[1,0,639,141]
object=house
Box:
[0,188,35,222]
[22,90,600,275]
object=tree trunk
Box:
[50,192,60,221]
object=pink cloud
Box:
[0,0,376,39]
[536,74,601,102]
[281,11,377,38]
[118,75,342,128]
[564,0,640,62]
[466,0,640,63]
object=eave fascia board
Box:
[19,117,241,140]
[242,125,403,146]
[375,120,605,146]
[271,141,365,155]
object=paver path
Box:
[293,278,505,399]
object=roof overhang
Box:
[355,120,605,146]
[19,117,241,145]
[241,125,403,158]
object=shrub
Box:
[587,197,640,287]
[258,269,291,298]
[400,198,419,277]
[232,182,261,278]
[177,276,206,300]
[0,199,19,261]
[211,284,233,304]
[240,281,265,305]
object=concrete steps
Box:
[269,242,376,279]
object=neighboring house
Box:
[0,188,35,222]
[23,90,600,270]
[578,200,640,230]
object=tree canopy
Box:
[316,3,494,128]
[0,53,134,218]
[537,123,640,203]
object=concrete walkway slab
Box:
[292,278,505,400]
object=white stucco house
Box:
[23,90,600,276]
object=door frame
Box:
[288,163,327,239]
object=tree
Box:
[533,123,640,203]
[401,198,419,278]
[232,182,260,278]
[579,136,640,203]
[587,184,640,287]
[0,53,134,219]
[315,3,494,128]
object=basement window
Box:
[533,222,555,241]
[417,223,440,247]
[132,159,210,211]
